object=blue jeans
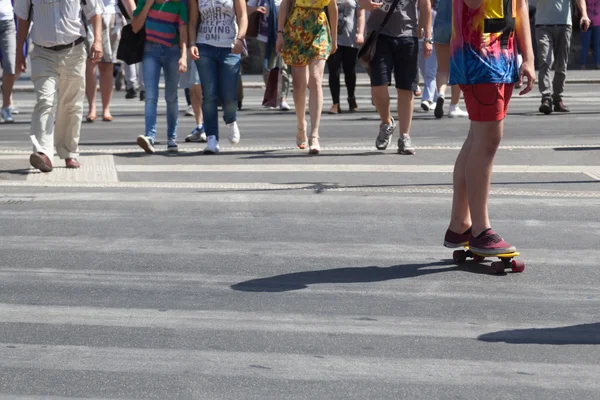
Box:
[142,42,181,142]
[418,39,438,103]
[580,25,600,66]
[195,44,240,141]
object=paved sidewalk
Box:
[12,69,600,92]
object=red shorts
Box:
[459,84,514,122]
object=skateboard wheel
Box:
[491,261,505,274]
[511,260,525,273]
[473,255,485,262]
[453,250,467,263]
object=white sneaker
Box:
[204,135,220,154]
[420,101,432,112]
[227,121,240,145]
[448,105,469,118]
[280,101,291,111]
[8,104,19,115]
[185,105,194,116]
[1,107,14,123]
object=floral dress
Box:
[282,0,332,66]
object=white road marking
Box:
[25,155,118,183]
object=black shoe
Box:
[238,100,243,111]
[434,96,445,119]
[139,90,146,101]
[539,98,553,115]
[125,88,138,99]
[553,100,570,112]
[348,96,358,112]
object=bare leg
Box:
[434,43,450,98]
[450,85,461,106]
[190,84,203,126]
[465,120,503,236]
[292,66,308,147]
[85,60,97,120]
[99,63,114,120]
[1,73,16,109]
[396,88,414,135]
[449,126,473,233]
[372,85,391,124]
[307,59,326,138]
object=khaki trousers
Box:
[30,43,86,159]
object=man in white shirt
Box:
[0,0,17,123]
[14,0,104,172]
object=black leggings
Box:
[327,45,359,104]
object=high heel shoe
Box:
[308,136,320,155]
[296,122,308,150]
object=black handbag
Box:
[116,1,146,65]
[357,0,403,69]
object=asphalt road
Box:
[0,83,599,399]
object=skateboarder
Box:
[443,0,535,255]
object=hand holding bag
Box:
[357,0,403,69]
[116,0,146,65]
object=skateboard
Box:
[452,246,525,274]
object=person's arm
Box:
[418,0,432,57]
[575,0,591,31]
[357,0,383,11]
[232,0,248,54]
[132,0,154,33]
[515,0,535,94]
[15,17,30,72]
[275,0,289,52]
[189,0,200,59]
[121,0,136,19]
[327,0,338,53]
[89,14,103,62]
[179,5,188,73]
[356,8,366,46]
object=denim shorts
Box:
[180,56,201,89]
[0,19,16,74]
[433,0,452,44]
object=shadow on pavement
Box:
[231,261,501,293]
[478,323,600,345]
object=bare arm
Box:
[188,0,199,46]
[235,0,248,39]
[418,0,432,38]
[121,0,136,18]
[575,0,591,31]
[515,0,535,94]
[327,0,338,45]
[357,8,366,37]
[179,25,188,58]
[15,18,30,72]
[132,0,154,33]
[277,0,290,32]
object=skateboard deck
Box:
[452,246,525,274]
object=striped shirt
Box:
[134,0,188,47]
[13,0,104,48]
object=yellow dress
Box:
[281,0,332,67]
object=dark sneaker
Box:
[125,88,138,99]
[469,229,516,256]
[167,140,179,153]
[375,118,396,150]
[539,98,553,115]
[434,96,445,119]
[443,227,472,248]
[139,90,146,101]
[136,135,155,153]
[553,100,570,112]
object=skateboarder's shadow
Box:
[231,260,492,293]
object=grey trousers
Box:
[536,24,572,101]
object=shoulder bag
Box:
[117,0,146,65]
[357,0,403,69]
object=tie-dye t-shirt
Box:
[449,0,519,85]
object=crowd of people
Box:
[0,0,593,255]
